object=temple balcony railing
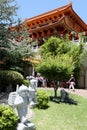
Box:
[71,39,86,44]
[71,35,87,44]
[73,40,79,44]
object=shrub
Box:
[36,90,49,109]
[6,70,24,85]
[0,70,24,92]
[0,105,19,130]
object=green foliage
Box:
[0,25,36,70]
[22,79,30,87]
[3,39,35,70]
[81,44,87,68]
[67,42,84,67]
[0,0,18,47]
[36,54,75,80]
[0,70,24,91]
[36,37,84,80]
[0,105,19,130]
[0,1,35,70]
[67,42,84,77]
[36,90,49,109]
[33,89,87,130]
[40,36,69,57]
[6,70,24,85]
[0,0,18,69]
[0,0,18,26]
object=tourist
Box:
[68,74,75,91]
[36,73,43,87]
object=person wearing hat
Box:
[69,74,75,91]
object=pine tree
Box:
[0,0,18,41]
[0,0,18,63]
[0,0,37,71]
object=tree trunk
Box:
[53,81,58,97]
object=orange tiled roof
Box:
[24,2,87,32]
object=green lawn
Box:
[32,89,87,130]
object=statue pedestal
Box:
[17,122,36,130]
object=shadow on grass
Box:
[49,96,78,105]
[35,104,50,110]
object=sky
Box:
[16,0,87,24]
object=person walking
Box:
[69,74,75,91]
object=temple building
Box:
[24,2,87,45]
[22,2,87,89]
[11,2,87,88]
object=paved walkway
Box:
[65,88,87,98]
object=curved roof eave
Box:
[24,2,87,31]
[68,4,87,31]
[24,2,72,23]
